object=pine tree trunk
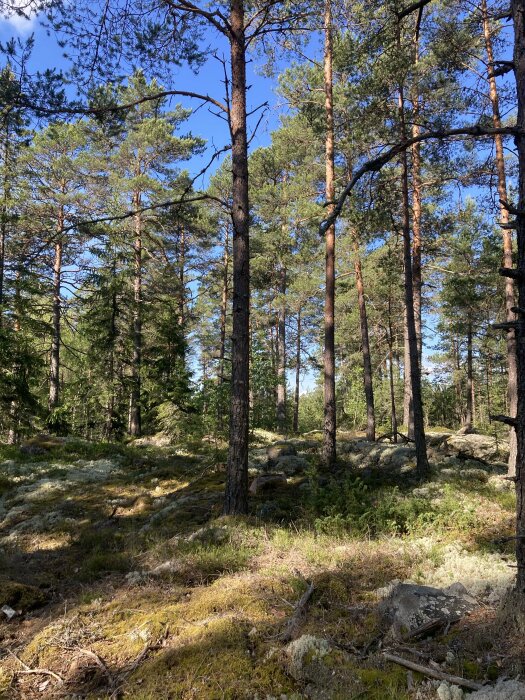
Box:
[398,86,429,476]
[105,285,118,440]
[276,264,286,432]
[388,295,398,443]
[129,199,142,437]
[403,312,414,437]
[178,225,186,328]
[482,0,518,476]
[411,9,423,366]
[510,0,525,594]
[7,272,21,444]
[49,212,63,412]
[353,234,375,441]
[293,308,301,434]
[224,0,250,515]
[218,224,229,429]
[465,322,473,431]
[0,120,11,327]
[323,0,337,468]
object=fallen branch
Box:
[383,652,483,690]
[73,647,114,684]
[8,649,64,685]
[110,625,170,699]
[279,573,315,643]
[402,617,446,640]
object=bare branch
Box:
[319,125,519,235]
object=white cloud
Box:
[1,1,39,34]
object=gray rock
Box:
[125,571,144,585]
[275,455,310,475]
[488,475,514,492]
[286,635,331,681]
[446,434,509,463]
[380,582,477,639]
[378,445,416,469]
[467,679,525,700]
[186,525,229,545]
[437,682,464,700]
[458,468,489,483]
[267,443,297,466]
[149,559,182,576]
[249,473,287,495]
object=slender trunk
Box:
[486,351,492,422]
[510,0,525,594]
[353,234,375,441]
[0,122,9,325]
[219,224,229,387]
[293,308,301,434]
[224,0,250,514]
[105,284,118,440]
[398,85,429,476]
[276,264,286,432]
[465,322,473,431]
[129,196,142,437]
[178,225,186,328]
[403,311,414,436]
[7,270,21,444]
[49,207,64,412]
[388,296,398,443]
[218,224,229,429]
[323,0,337,468]
[482,0,518,475]
[411,9,423,366]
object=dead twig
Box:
[402,617,446,640]
[109,625,170,699]
[383,652,483,690]
[278,572,315,643]
[8,649,64,685]
[72,647,114,684]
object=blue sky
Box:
[0,7,289,188]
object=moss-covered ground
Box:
[0,430,521,699]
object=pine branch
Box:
[320,125,520,235]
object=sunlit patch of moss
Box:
[355,664,411,699]
[121,616,296,700]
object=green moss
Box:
[79,551,129,581]
[122,617,295,699]
[0,581,47,611]
[462,660,484,680]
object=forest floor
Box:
[0,429,522,699]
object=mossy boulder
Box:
[267,442,297,466]
[0,581,48,611]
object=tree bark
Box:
[224,0,250,515]
[403,316,414,436]
[0,119,10,326]
[49,207,64,412]
[398,85,429,476]
[323,0,337,468]
[218,223,230,429]
[482,0,518,476]
[129,196,142,437]
[105,282,118,440]
[500,0,525,594]
[411,8,423,366]
[293,308,301,434]
[510,0,525,594]
[276,264,287,432]
[388,296,398,443]
[353,233,375,441]
[465,322,473,431]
